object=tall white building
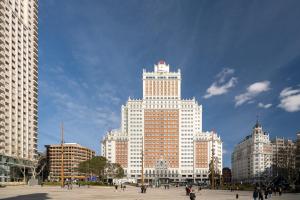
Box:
[101,61,222,184]
[0,0,38,182]
[231,121,273,183]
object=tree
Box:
[15,156,30,182]
[105,163,124,179]
[78,156,108,180]
[29,154,47,180]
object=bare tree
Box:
[29,155,47,180]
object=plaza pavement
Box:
[0,185,300,200]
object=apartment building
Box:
[45,143,95,181]
[231,121,273,183]
[0,0,38,182]
[101,61,222,184]
[272,137,296,180]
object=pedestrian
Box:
[278,187,282,196]
[198,185,201,192]
[189,189,196,200]
[186,185,190,196]
[258,189,264,200]
[253,188,259,200]
[141,185,146,193]
[115,184,118,192]
[236,193,239,199]
[268,187,272,199]
[264,188,268,199]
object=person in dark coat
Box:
[259,189,264,200]
[264,188,268,199]
[253,188,259,200]
[189,189,196,200]
[185,185,190,196]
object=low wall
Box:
[1,182,26,186]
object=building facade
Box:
[45,143,95,181]
[272,137,296,180]
[296,133,300,174]
[231,121,273,183]
[222,167,232,184]
[0,0,38,182]
[101,61,222,183]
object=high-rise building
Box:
[231,121,273,183]
[0,0,38,182]
[101,61,222,184]
[45,143,95,181]
[295,133,300,182]
[271,137,296,180]
[222,167,232,184]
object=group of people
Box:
[185,185,196,200]
[140,185,147,193]
[164,184,170,189]
[253,186,283,200]
[114,184,127,192]
[65,179,73,190]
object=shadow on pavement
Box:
[1,193,49,200]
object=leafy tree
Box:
[78,157,125,181]
[105,163,124,179]
[78,156,107,180]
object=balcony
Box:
[0,121,4,128]
[0,1,5,9]
[0,135,5,142]
[0,92,5,101]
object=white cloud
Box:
[258,102,272,109]
[203,68,237,99]
[235,81,271,106]
[278,86,300,112]
[216,68,235,83]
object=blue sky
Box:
[38,0,300,167]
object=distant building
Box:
[101,130,128,168]
[271,137,296,180]
[296,133,300,180]
[231,121,273,183]
[45,143,95,181]
[222,167,231,184]
[101,61,223,184]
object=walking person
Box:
[185,185,190,196]
[253,188,259,200]
[258,189,264,200]
[198,185,201,192]
[189,189,196,200]
[264,188,268,199]
[278,187,282,196]
[268,187,272,199]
